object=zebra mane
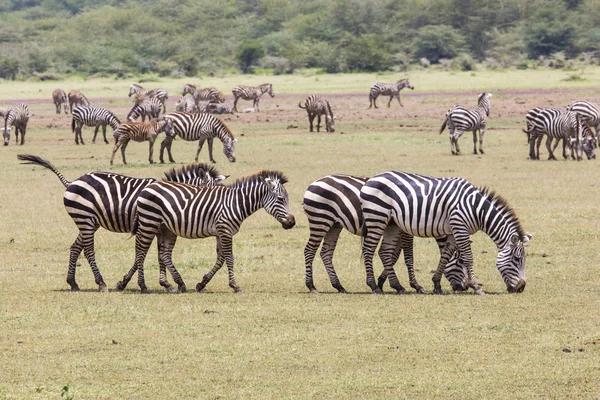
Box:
[478,186,527,239]
[163,163,223,182]
[185,83,197,89]
[228,170,288,188]
[131,83,143,89]
[215,117,235,139]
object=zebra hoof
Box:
[140,287,149,294]
[196,282,206,292]
[416,288,427,294]
[115,281,126,291]
[432,288,444,295]
[372,288,383,295]
[178,284,187,293]
[479,150,485,154]
[98,284,108,293]
[473,289,486,295]
[70,286,81,292]
[166,286,178,294]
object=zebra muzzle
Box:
[280,214,295,229]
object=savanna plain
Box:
[1,69,599,399]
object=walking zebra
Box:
[159,111,237,164]
[52,89,69,114]
[182,84,224,104]
[523,107,589,160]
[303,174,469,294]
[17,153,227,292]
[68,90,90,112]
[566,100,600,140]
[128,84,168,114]
[127,96,162,122]
[360,171,531,294]
[175,95,201,114]
[298,95,335,132]
[71,106,121,145]
[111,118,174,165]
[232,83,274,112]
[116,170,296,293]
[206,101,234,115]
[3,103,30,146]
[440,92,492,155]
[368,78,414,109]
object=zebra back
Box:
[127,97,162,121]
[5,103,29,128]
[163,163,228,186]
[566,100,600,128]
[68,90,90,109]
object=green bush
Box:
[236,40,265,74]
[412,25,466,64]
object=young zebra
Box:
[71,106,121,145]
[303,174,469,294]
[182,84,224,104]
[298,95,335,132]
[17,153,227,292]
[127,96,162,122]
[175,95,200,114]
[232,83,274,112]
[205,101,235,115]
[360,171,531,295]
[566,100,600,140]
[111,118,174,165]
[128,84,168,114]
[159,111,237,164]
[440,92,492,155]
[68,90,90,112]
[523,107,587,161]
[368,78,414,109]
[3,103,30,146]
[116,170,296,293]
[52,89,69,114]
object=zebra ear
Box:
[522,234,532,244]
[233,138,238,143]
[216,174,229,183]
[487,93,492,98]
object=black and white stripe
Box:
[566,100,600,140]
[232,83,274,112]
[360,171,530,295]
[3,103,30,146]
[440,92,492,155]
[127,96,162,122]
[298,95,335,132]
[52,89,69,114]
[368,78,414,109]
[17,154,227,292]
[206,101,234,114]
[159,111,237,164]
[182,84,224,104]
[71,106,121,145]
[68,90,90,112]
[110,118,174,165]
[115,171,296,293]
[175,95,201,113]
[128,84,168,114]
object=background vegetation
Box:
[2,0,600,79]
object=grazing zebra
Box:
[440,92,492,155]
[71,106,121,145]
[303,174,469,294]
[116,170,296,293]
[3,103,30,146]
[523,107,588,160]
[68,90,90,112]
[232,83,274,112]
[127,96,162,122]
[298,95,335,132]
[52,89,69,114]
[17,153,227,292]
[110,118,174,165]
[368,78,414,109]
[182,84,224,104]
[128,84,168,114]
[566,100,600,140]
[159,111,237,164]
[206,101,235,115]
[360,171,531,295]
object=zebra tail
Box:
[440,118,448,134]
[71,117,75,132]
[298,101,306,109]
[17,154,71,188]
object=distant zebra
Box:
[523,107,588,160]
[71,106,121,145]
[566,100,600,140]
[360,171,531,295]
[111,118,174,165]
[175,95,200,114]
[232,83,274,112]
[127,96,162,122]
[368,78,414,109]
[440,92,492,155]
[182,84,224,104]
[116,170,296,293]
[303,174,469,294]
[68,90,90,112]
[206,101,235,115]
[159,112,237,164]
[52,89,69,114]
[3,103,30,146]
[17,153,227,292]
[128,84,169,114]
[298,95,335,132]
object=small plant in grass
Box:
[61,383,74,400]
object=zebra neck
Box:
[225,185,267,219]
[474,195,517,248]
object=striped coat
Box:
[298,95,335,132]
[206,101,234,114]
[3,103,29,146]
[232,83,274,112]
[127,97,162,122]
[182,84,224,104]
[440,92,492,155]
[68,90,90,111]
[128,84,168,114]
[71,106,121,145]
[368,78,414,109]
[111,118,174,165]
[52,89,69,114]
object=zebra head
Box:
[443,251,469,292]
[580,118,596,160]
[182,84,195,97]
[259,171,295,230]
[398,79,414,90]
[223,136,237,163]
[478,92,492,116]
[262,83,275,98]
[497,233,530,293]
[128,84,143,97]
[2,127,9,146]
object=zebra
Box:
[368,78,414,109]
[360,171,531,295]
[52,89,69,114]
[127,96,162,122]
[159,111,237,164]
[71,106,121,145]
[523,107,588,160]
[440,92,492,155]
[182,84,224,104]
[205,101,235,115]
[115,170,296,293]
[68,90,90,112]
[303,174,469,294]
[110,118,174,165]
[128,84,168,114]
[566,100,600,140]
[232,83,274,112]
[3,103,30,146]
[175,95,201,114]
[17,153,227,292]
[298,95,335,132]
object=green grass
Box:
[1,71,600,399]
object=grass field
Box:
[1,69,600,399]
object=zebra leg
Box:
[254,98,260,112]
[159,137,175,164]
[308,113,315,132]
[319,224,347,294]
[478,128,485,154]
[19,127,26,145]
[387,96,393,108]
[120,140,130,165]
[92,125,100,144]
[116,230,155,293]
[233,97,239,113]
[373,94,379,109]
[55,102,60,114]
[102,125,109,144]
[528,134,537,160]
[432,236,450,294]
[157,228,186,293]
[362,224,386,294]
[472,130,478,154]
[196,235,235,292]
[377,225,407,294]
[304,225,327,293]
[148,137,155,164]
[449,222,481,293]
[398,233,425,293]
[110,140,123,166]
[368,94,373,109]
[66,232,88,291]
[535,135,543,160]
[545,136,557,160]
[316,114,322,132]
[81,231,108,292]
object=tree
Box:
[412,25,465,63]
[524,8,577,58]
[236,40,265,73]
